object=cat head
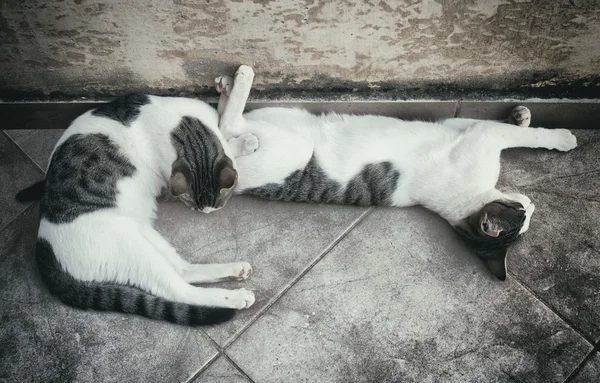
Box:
[169,116,238,213]
[169,157,237,213]
[454,200,527,281]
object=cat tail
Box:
[16,180,45,201]
[35,238,235,326]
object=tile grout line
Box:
[0,131,44,233]
[562,342,599,383]
[508,271,596,346]
[220,352,257,383]
[184,350,220,383]
[2,130,47,174]
[0,131,39,233]
[221,206,375,350]
[184,330,226,383]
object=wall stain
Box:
[0,0,599,100]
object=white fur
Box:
[39,96,255,310]
[217,66,578,230]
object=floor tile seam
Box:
[221,352,257,383]
[508,271,596,346]
[2,130,46,174]
[562,348,599,383]
[0,200,36,245]
[184,350,220,383]
[221,206,375,350]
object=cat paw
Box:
[235,65,255,85]
[508,106,531,127]
[553,129,577,151]
[215,75,233,96]
[228,288,255,309]
[227,262,253,281]
[239,132,259,156]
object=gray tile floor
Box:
[1,121,599,382]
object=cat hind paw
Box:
[229,288,256,309]
[508,106,531,127]
[554,129,577,152]
[215,76,233,96]
[227,262,253,281]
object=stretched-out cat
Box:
[17,95,255,326]
[214,65,578,280]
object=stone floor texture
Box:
[1,103,599,382]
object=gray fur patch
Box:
[91,94,149,126]
[243,156,400,206]
[36,238,235,326]
[41,133,136,224]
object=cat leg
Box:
[470,121,577,151]
[519,203,535,234]
[228,133,259,158]
[219,65,254,139]
[142,227,253,284]
[504,193,531,208]
[183,263,254,284]
[215,75,233,116]
[441,106,530,130]
[103,233,255,308]
[135,254,255,309]
[503,192,534,234]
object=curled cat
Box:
[215,65,577,280]
[17,94,255,326]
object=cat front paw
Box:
[215,75,233,96]
[227,262,253,281]
[508,106,531,127]
[228,288,255,309]
[554,129,577,152]
[239,132,259,156]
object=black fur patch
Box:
[454,221,524,258]
[91,94,150,126]
[36,238,235,326]
[15,180,45,202]
[170,116,229,208]
[41,133,136,224]
[243,156,400,206]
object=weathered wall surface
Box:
[1,0,599,100]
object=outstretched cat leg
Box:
[218,65,255,139]
[441,106,532,131]
[470,121,577,151]
[215,75,233,116]
[142,226,253,284]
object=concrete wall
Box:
[1,0,600,100]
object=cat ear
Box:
[482,249,508,281]
[218,163,237,191]
[480,212,501,237]
[170,159,191,196]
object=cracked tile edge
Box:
[221,206,375,350]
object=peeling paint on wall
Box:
[0,0,599,100]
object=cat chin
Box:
[200,206,220,214]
